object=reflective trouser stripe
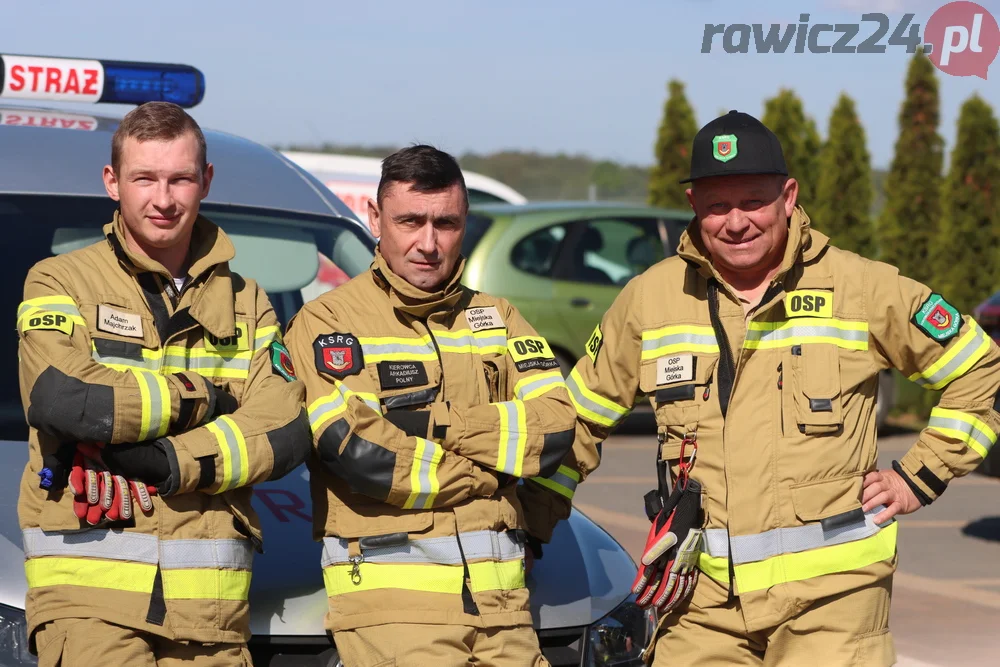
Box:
[641,325,719,360]
[322,530,524,567]
[131,369,171,441]
[25,558,252,600]
[529,465,581,500]
[322,559,525,596]
[206,416,249,493]
[566,367,629,428]
[909,320,990,390]
[744,319,869,351]
[495,400,527,476]
[928,407,997,458]
[514,370,566,401]
[403,438,443,509]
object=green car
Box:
[461,202,692,372]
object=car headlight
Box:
[0,603,35,666]
[583,595,657,666]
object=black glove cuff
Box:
[157,438,182,497]
[525,533,544,560]
[892,460,932,506]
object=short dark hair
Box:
[376,144,468,209]
[112,101,207,175]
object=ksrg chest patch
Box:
[314,332,363,377]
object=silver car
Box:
[0,56,653,667]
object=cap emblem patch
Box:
[713,134,738,162]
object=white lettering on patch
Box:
[465,306,505,332]
[657,354,694,386]
[97,305,144,339]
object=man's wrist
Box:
[892,460,932,506]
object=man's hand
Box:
[862,469,922,524]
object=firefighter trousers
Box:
[649,577,895,667]
[33,617,252,667]
[333,623,550,667]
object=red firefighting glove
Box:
[632,477,704,612]
[66,444,156,525]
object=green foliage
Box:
[648,80,698,209]
[877,51,944,286]
[762,89,821,208]
[931,95,1000,314]
[814,93,875,258]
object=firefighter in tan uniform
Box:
[567,111,1000,666]
[17,102,311,666]
[285,146,595,667]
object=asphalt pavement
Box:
[573,416,1000,666]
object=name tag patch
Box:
[657,354,695,386]
[784,290,833,318]
[465,306,505,332]
[314,332,363,377]
[205,322,250,352]
[507,335,560,373]
[377,361,429,389]
[97,304,143,338]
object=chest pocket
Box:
[785,344,843,435]
[639,354,717,442]
[87,297,160,372]
[370,360,442,411]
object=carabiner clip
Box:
[349,553,365,586]
[677,431,698,487]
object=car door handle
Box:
[570,298,591,308]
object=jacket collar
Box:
[105,210,240,339]
[676,206,828,288]
[370,246,466,318]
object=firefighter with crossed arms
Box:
[566,110,1000,666]
[17,102,311,666]
[285,145,599,667]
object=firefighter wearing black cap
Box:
[565,110,1000,665]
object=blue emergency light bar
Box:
[0,54,205,108]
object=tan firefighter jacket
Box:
[568,207,1000,632]
[284,248,595,633]
[17,212,311,646]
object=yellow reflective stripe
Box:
[17,307,87,331]
[336,380,381,413]
[641,325,719,360]
[25,557,156,593]
[132,369,170,440]
[207,420,232,492]
[308,391,347,432]
[161,345,252,380]
[254,325,281,351]
[403,438,444,510]
[17,295,81,319]
[928,407,997,459]
[161,569,251,601]
[743,318,869,351]
[529,464,581,500]
[733,521,897,594]
[566,367,629,427]
[358,335,437,362]
[514,370,566,401]
[495,401,528,476]
[698,553,731,584]
[207,416,249,493]
[908,320,991,390]
[322,559,524,596]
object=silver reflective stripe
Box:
[515,373,564,400]
[641,331,717,352]
[309,392,346,427]
[163,354,251,373]
[700,506,889,563]
[255,331,278,350]
[18,302,81,318]
[410,438,442,510]
[912,323,988,388]
[745,325,868,345]
[499,401,520,474]
[566,373,626,424]
[928,413,995,452]
[160,539,254,570]
[215,417,243,489]
[546,469,579,494]
[321,530,524,567]
[92,350,160,371]
[474,333,507,349]
[23,528,158,564]
[22,529,253,570]
[360,339,435,357]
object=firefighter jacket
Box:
[16,212,311,645]
[283,247,595,633]
[568,207,1000,632]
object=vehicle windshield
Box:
[461,213,494,258]
[0,194,375,440]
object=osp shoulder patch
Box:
[465,306,505,332]
[21,310,74,335]
[314,332,363,377]
[784,290,833,318]
[913,293,961,344]
[270,341,297,382]
[508,335,559,373]
[585,324,603,365]
[205,322,250,352]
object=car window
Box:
[0,194,374,441]
[510,225,568,277]
[562,218,662,286]
[461,213,494,258]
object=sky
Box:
[3,0,999,171]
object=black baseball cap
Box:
[680,110,788,183]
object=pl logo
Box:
[924,1,999,79]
